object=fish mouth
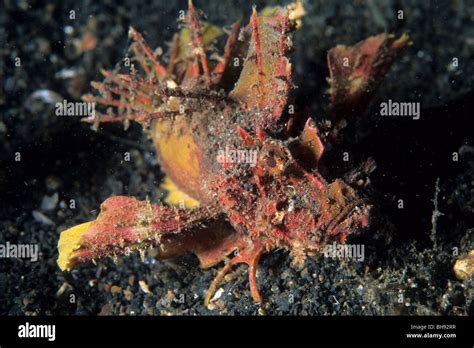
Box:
[300,199,371,254]
[325,199,371,237]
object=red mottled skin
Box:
[61,1,408,305]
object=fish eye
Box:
[265,156,277,168]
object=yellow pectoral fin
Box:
[161,177,200,209]
[57,221,93,271]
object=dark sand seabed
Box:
[1,0,473,315]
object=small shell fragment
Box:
[454,250,474,280]
[139,280,152,294]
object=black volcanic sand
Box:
[1,0,473,315]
